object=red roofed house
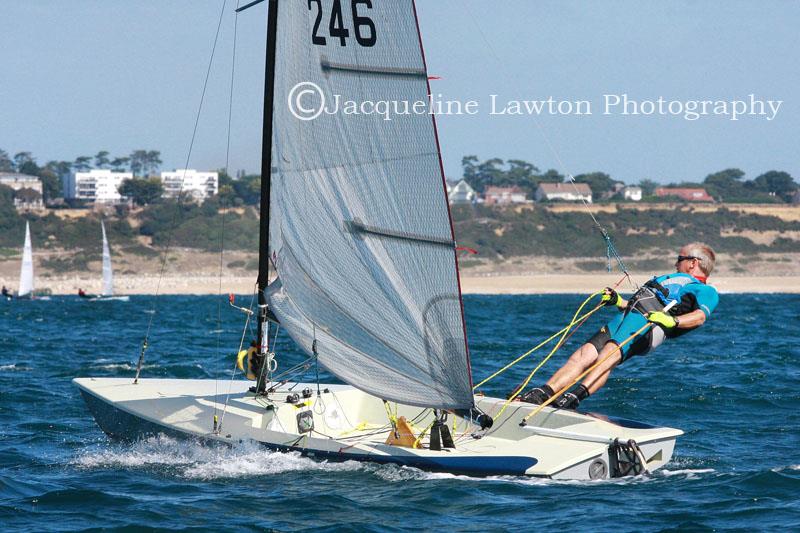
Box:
[484,186,528,205]
[655,187,714,202]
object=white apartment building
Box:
[160,169,218,201]
[64,169,132,204]
[0,172,42,194]
[0,172,44,210]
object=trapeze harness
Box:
[595,273,708,359]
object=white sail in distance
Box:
[19,221,34,297]
[266,0,472,409]
[101,221,113,297]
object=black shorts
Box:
[585,325,653,363]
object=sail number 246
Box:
[308,0,377,47]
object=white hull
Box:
[74,377,681,480]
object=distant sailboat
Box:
[75,1,680,479]
[17,221,34,299]
[88,221,129,302]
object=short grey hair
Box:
[684,242,716,276]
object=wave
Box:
[90,363,154,371]
[369,463,708,486]
[87,362,204,373]
[0,363,32,372]
[72,434,722,486]
[658,468,716,479]
[771,464,800,473]
[73,435,364,480]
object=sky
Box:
[1,0,798,184]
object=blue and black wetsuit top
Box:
[644,273,719,337]
[594,272,719,360]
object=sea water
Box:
[1,294,798,531]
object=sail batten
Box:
[346,219,455,247]
[320,56,427,78]
[266,1,472,409]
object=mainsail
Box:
[265,0,472,409]
[101,221,113,297]
[19,221,34,297]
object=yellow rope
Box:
[382,400,397,426]
[521,321,653,423]
[491,292,604,421]
[472,298,604,392]
[413,420,435,449]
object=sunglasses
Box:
[676,255,699,263]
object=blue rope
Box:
[601,228,628,275]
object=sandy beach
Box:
[459,274,800,294]
[12,273,800,295]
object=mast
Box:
[256,0,278,370]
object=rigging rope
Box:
[472,296,603,391]
[491,291,603,420]
[520,299,677,424]
[216,284,257,434]
[521,321,653,425]
[473,272,629,392]
[135,0,231,383]
[214,0,241,428]
[473,272,630,424]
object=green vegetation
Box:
[41,253,99,273]
[138,198,258,251]
[121,244,160,257]
[218,172,261,206]
[2,148,799,273]
[460,157,798,204]
[451,204,800,259]
[461,156,561,197]
[118,178,164,206]
[701,168,794,203]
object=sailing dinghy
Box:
[88,221,129,301]
[75,0,681,479]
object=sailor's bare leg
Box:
[580,342,624,394]
[546,343,599,392]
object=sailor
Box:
[521,242,719,409]
[78,288,89,298]
[1,285,10,298]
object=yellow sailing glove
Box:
[647,311,678,329]
[601,287,622,308]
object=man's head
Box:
[675,242,716,278]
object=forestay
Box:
[19,221,34,297]
[266,0,472,409]
[101,221,113,297]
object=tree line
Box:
[0,147,272,208]
[0,148,164,202]
[461,156,799,203]
[3,147,797,208]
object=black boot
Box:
[519,385,554,405]
[554,384,590,410]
